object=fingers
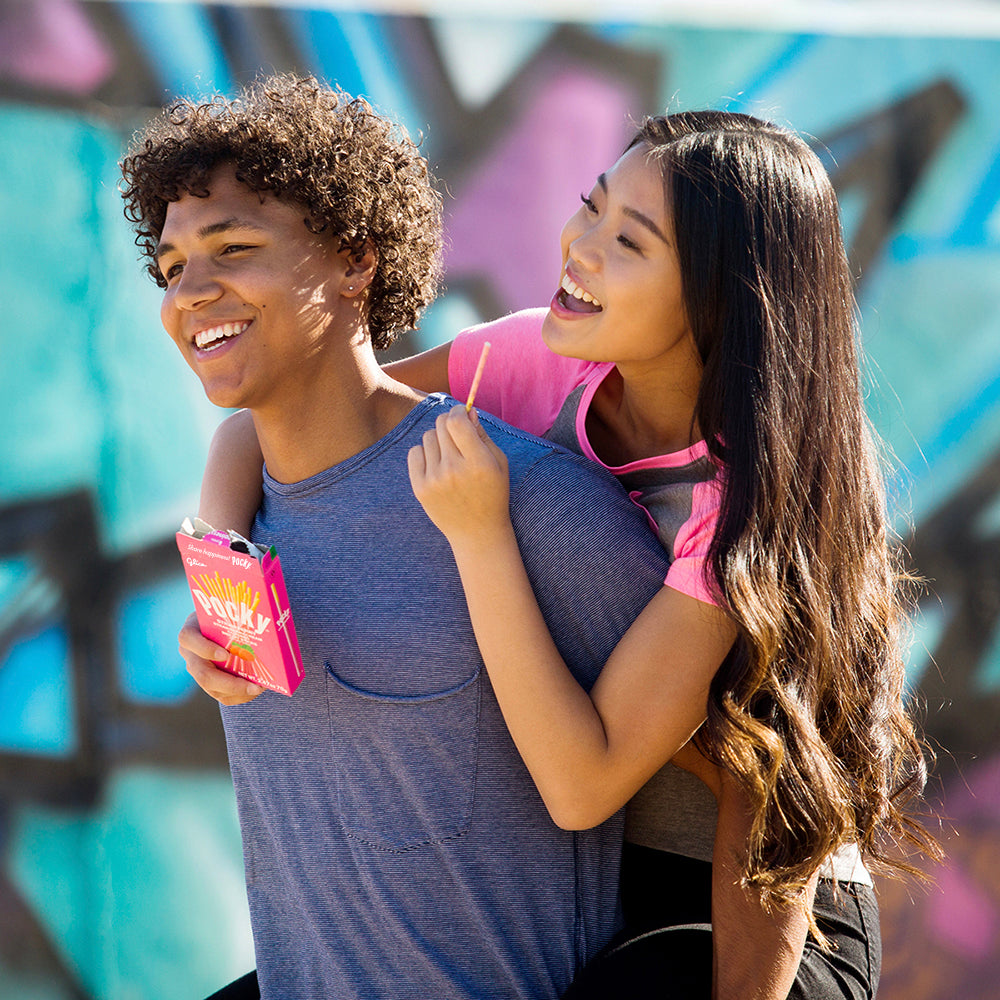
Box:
[179,611,228,661]
[468,408,509,467]
[442,405,483,456]
[406,441,426,486]
[410,406,484,484]
[407,404,511,540]
[407,414,448,495]
[178,613,264,706]
[429,405,506,469]
[183,648,265,706]
[423,415,446,464]
[419,408,466,469]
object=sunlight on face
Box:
[157,167,352,412]
[542,144,696,380]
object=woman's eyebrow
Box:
[597,172,670,245]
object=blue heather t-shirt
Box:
[221,394,669,999]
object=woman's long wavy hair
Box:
[630,112,938,908]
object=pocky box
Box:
[176,517,304,696]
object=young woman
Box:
[186,111,935,999]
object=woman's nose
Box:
[567,232,600,274]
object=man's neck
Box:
[252,345,425,485]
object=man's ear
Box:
[340,242,377,298]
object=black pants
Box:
[204,971,259,1000]
[563,845,881,1000]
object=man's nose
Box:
[173,258,223,310]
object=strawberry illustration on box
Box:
[176,517,304,695]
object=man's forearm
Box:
[711,775,813,1000]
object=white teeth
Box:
[560,273,602,308]
[195,320,250,349]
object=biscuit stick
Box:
[465,341,491,412]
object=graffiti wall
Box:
[1,1,998,996]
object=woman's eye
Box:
[617,234,641,252]
[164,262,183,280]
[579,193,597,213]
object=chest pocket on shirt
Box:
[324,664,482,851]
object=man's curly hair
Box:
[120,74,442,349]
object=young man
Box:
[121,75,669,999]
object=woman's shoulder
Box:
[454,308,575,370]
[450,308,604,436]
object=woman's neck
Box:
[587,363,702,465]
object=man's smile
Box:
[193,320,252,351]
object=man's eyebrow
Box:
[155,218,267,259]
[596,171,670,246]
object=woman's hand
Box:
[407,406,511,548]
[178,612,264,706]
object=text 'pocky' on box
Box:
[176,517,304,695]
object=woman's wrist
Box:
[446,516,518,561]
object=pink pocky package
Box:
[176,517,304,696]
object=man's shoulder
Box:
[479,409,669,668]
[419,392,567,465]
[475,408,604,484]
[419,396,658,546]
[477,413,664,557]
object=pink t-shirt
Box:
[449,309,721,607]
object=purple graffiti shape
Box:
[0,0,113,94]
[928,859,999,959]
[444,68,638,314]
